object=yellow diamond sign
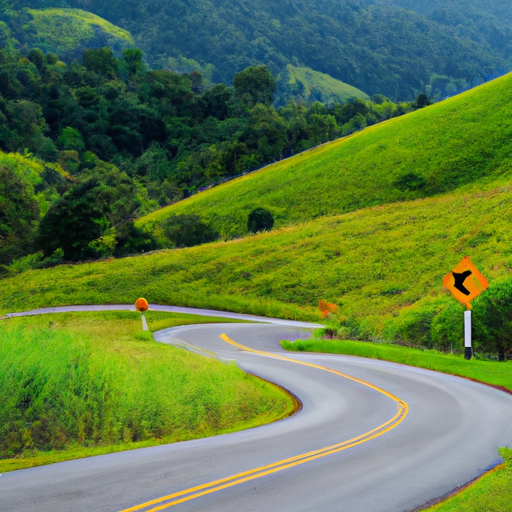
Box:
[443,256,488,308]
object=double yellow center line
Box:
[117,334,409,512]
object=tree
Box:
[82,47,118,79]
[163,214,217,247]
[119,48,146,79]
[247,207,274,233]
[37,178,107,261]
[473,279,512,361]
[413,93,432,109]
[0,154,43,264]
[233,65,277,107]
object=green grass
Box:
[138,71,512,239]
[281,338,512,511]
[2,172,512,338]
[26,8,134,56]
[0,311,295,472]
[277,64,369,106]
[424,448,512,512]
[280,338,512,391]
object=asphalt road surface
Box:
[2,309,512,512]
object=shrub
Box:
[163,214,218,248]
[393,172,427,192]
[247,207,274,233]
[473,278,512,360]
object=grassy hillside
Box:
[275,65,369,107]
[23,8,134,59]
[0,311,294,471]
[139,72,512,239]
[2,171,512,343]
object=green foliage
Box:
[0,152,46,264]
[234,65,277,107]
[163,214,218,248]
[140,71,512,240]
[21,8,134,61]
[0,312,294,462]
[37,164,141,261]
[4,171,512,347]
[0,42,417,264]
[393,172,427,192]
[275,65,369,107]
[48,0,512,101]
[247,207,274,233]
[473,279,512,360]
[280,338,512,392]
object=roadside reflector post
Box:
[134,298,150,331]
[141,313,149,331]
[464,309,472,360]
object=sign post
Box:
[464,310,472,360]
[135,297,149,331]
[443,256,488,360]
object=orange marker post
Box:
[443,257,488,360]
[135,297,149,331]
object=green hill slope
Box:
[275,65,369,107]
[139,72,512,239]
[9,8,134,61]
[2,172,511,345]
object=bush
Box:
[163,214,218,248]
[247,207,274,233]
[473,278,512,360]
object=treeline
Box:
[13,0,511,100]
[0,44,423,268]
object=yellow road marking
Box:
[118,334,409,512]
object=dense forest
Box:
[0,43,425,270]
[7,0,511,100]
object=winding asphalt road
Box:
[2,305,512,512]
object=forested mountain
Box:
[10,0,512,100]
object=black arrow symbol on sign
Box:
[452,270,472,296]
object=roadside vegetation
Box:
[0,311,295,472]
[280,339,512,391]
[3,171,512,355]
[424,448,512,512]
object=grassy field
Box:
[0,311,295,472]
[3,172,512,344]
[276,65,369,106]
[26,8,134,56]
[281,338,512,511]
[139,71,512,239]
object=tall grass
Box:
[0,312,294,470]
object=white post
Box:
[464,310,472,360]
[141,313,149,331]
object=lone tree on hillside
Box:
[247,207,274,233]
